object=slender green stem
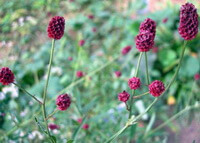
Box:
[42,39,55,140]
[144,52,150,85]
[129,52,143,118]
[144,102,200,138]
[13,83,43,104]
[133,92,149,99]
[165,41,187,91]
[105,41,187,142]
[46,109,59,120]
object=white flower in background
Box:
[26,16,37,25]
[135,100,148,120]
[18,17,24,26]
[20,109,28,117]
[8,140,16,143]
[51,66,63,76]
[53,129,59,134]
[0,92,5,100]
[28,131,44,140]
[29,101,34,106]
[19,131,25,137]
[116,103,125,112]
[2,84,19,98]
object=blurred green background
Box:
[0,0,200,142]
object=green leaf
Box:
[67,140,74,143]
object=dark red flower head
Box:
[76,71,84,78]
[47,16,65,40]
[118,90,130,102]
[48,123,60,130]
[114,71,122,78]
[139,18,156,38]
[82,124,89,130]
[79,40,85,46]
[135,32,154,52]
[56,94,71,111]
[88,14,94,19]
[0,67,15,85]
[149,80,165,97]
[128,77,141,90]
[194,73,200,81]
[178,3,199,40]
[162,18,168,23]
[121,45,132,55]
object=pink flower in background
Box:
[118,91,130,102]
[76,71,84,78]
[149,80,165,97]
[114,71,121,78]
[56,94,71,111]
[121,46,132,55]
[0,67,15,85]
[162,18,168,23]
[79,40,85,46]
[77,118,82,123]
[82,124,89,130]
[47,16,65,40]
[88,14,94,19]
[92,27,97,32]
[48,123,60,130]
[128,77,141,90]
[68,57,73,61]
[194,74,200,81]
[152,47,158,53]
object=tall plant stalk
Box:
[42,39,55,141]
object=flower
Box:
[82,124,89,130]
[114,71,121,78]
[121,45,132,55]
[48,123,60,130]
[149,80,165,97]
[92,28,97,32]
[47,16,65,40]
[139,18,156,38]
[167,95,176,105]
[56,94,71,111]
[76,71,84,78]
[88,14,94,19]
[162,18,168,23]
[152,47,158,53]
[135,32,154,52]
[0,67,15,85]
[77,118,82,123]
[194,73,200,80]
[118,91,130,102]
[79,40,85,46]
[68,57,73,61]
[178,3,199,40]
[128,77,141,90]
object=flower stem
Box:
[129,52,143,118]
[133,91,149,99]
[46,109,59,120]
[144,52,150,85]
[42,39,55,139]
[144,102,200,138]
[13,82,43,104]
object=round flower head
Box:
[79,40,85,46]
[47,16,65,40]
[56,94,71,111]
[48,123,60,130]
[178,3,199,40]
[149,80,165,97]
[77,118,82,123]
[88,14,94,19]
[139,18,156,38]
[118,90,130,102]
[128,77,141,90]
[135,32,154,52]
[121,45,132,55]
[114,71,121,78]
[0,67,15,85]
[82,124,89,130]
[76,71,84,78]
[194,73,200,81]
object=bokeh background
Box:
[0,0,200,142]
